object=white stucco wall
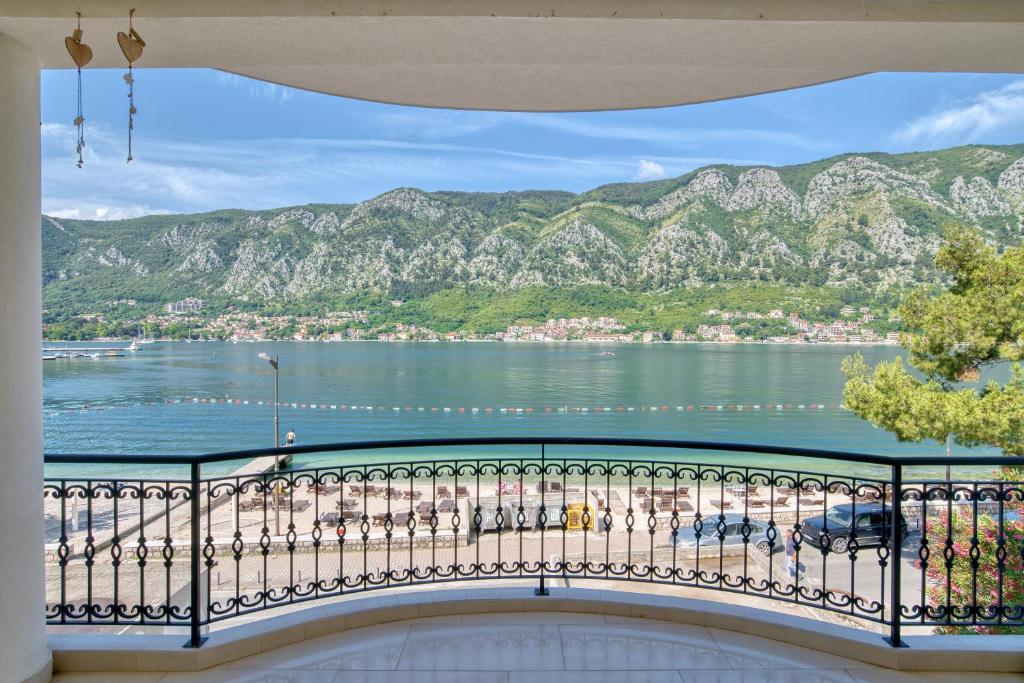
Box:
[0,31,48,683]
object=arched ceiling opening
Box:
[2,1,1023,111]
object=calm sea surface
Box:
[43,342,999,478]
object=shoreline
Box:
[42,337,902,347]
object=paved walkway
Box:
[50,612,1024,683]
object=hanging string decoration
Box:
[116,8,145,163]
[64,12,93,168]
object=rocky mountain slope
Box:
[42,144,1024,319]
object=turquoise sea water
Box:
[43,341,1000,479]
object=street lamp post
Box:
[259,353,281,535]
[945,432,953,482]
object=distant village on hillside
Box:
[56,297,900,345]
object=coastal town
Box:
[46,297,900,345]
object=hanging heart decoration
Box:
[64,29,93,68]
[65,14,92,168]
[116,26,145,63]
[118,9,145,163]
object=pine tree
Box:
[843,227,1024,457]
[843,226,1024,634]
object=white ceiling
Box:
[2,1,1023,111]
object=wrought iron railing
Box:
[43,437,1023,648]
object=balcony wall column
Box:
[0,32,49,683]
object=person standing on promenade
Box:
[785,529,804,580]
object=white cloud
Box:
[372,111,506,139]
[45,204,171,221]
[634,159,667,181]
[513,114,826,151]
[892,79,1024,146]
[215,71,295,103]
[41,120,765,218]
[367,109,825,151]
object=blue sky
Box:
[40,69,1024,220]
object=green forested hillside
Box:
[42,144,1024,335]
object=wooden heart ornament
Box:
[64,29,92,68]
[116,26,145,63]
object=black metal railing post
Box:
[186,461,206,648]
[886,462,906,648]
[536,443,549,596]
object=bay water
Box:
[43,342,998,479]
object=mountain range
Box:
[42,143,1024,332]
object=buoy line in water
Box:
[47,397,845,417]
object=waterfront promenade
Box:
[44,471,941,639]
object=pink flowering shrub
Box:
[921,477,1024,634]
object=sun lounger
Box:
[710,499,732,509]
[319,512,340,527]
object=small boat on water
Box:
[42,347,130,360]
[133,323,155,346]
[600,351,616,357]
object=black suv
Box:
[800,503,907,554]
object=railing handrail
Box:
[42,435,1012,467]
[41,435,1024,649]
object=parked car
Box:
[800,502,907,553]
[670,513,778,556]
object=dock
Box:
[42,346,134,353]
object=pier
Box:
[42,345,134,353]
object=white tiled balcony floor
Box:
[49,613,1024,683]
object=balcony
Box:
[42,438,1024,678]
